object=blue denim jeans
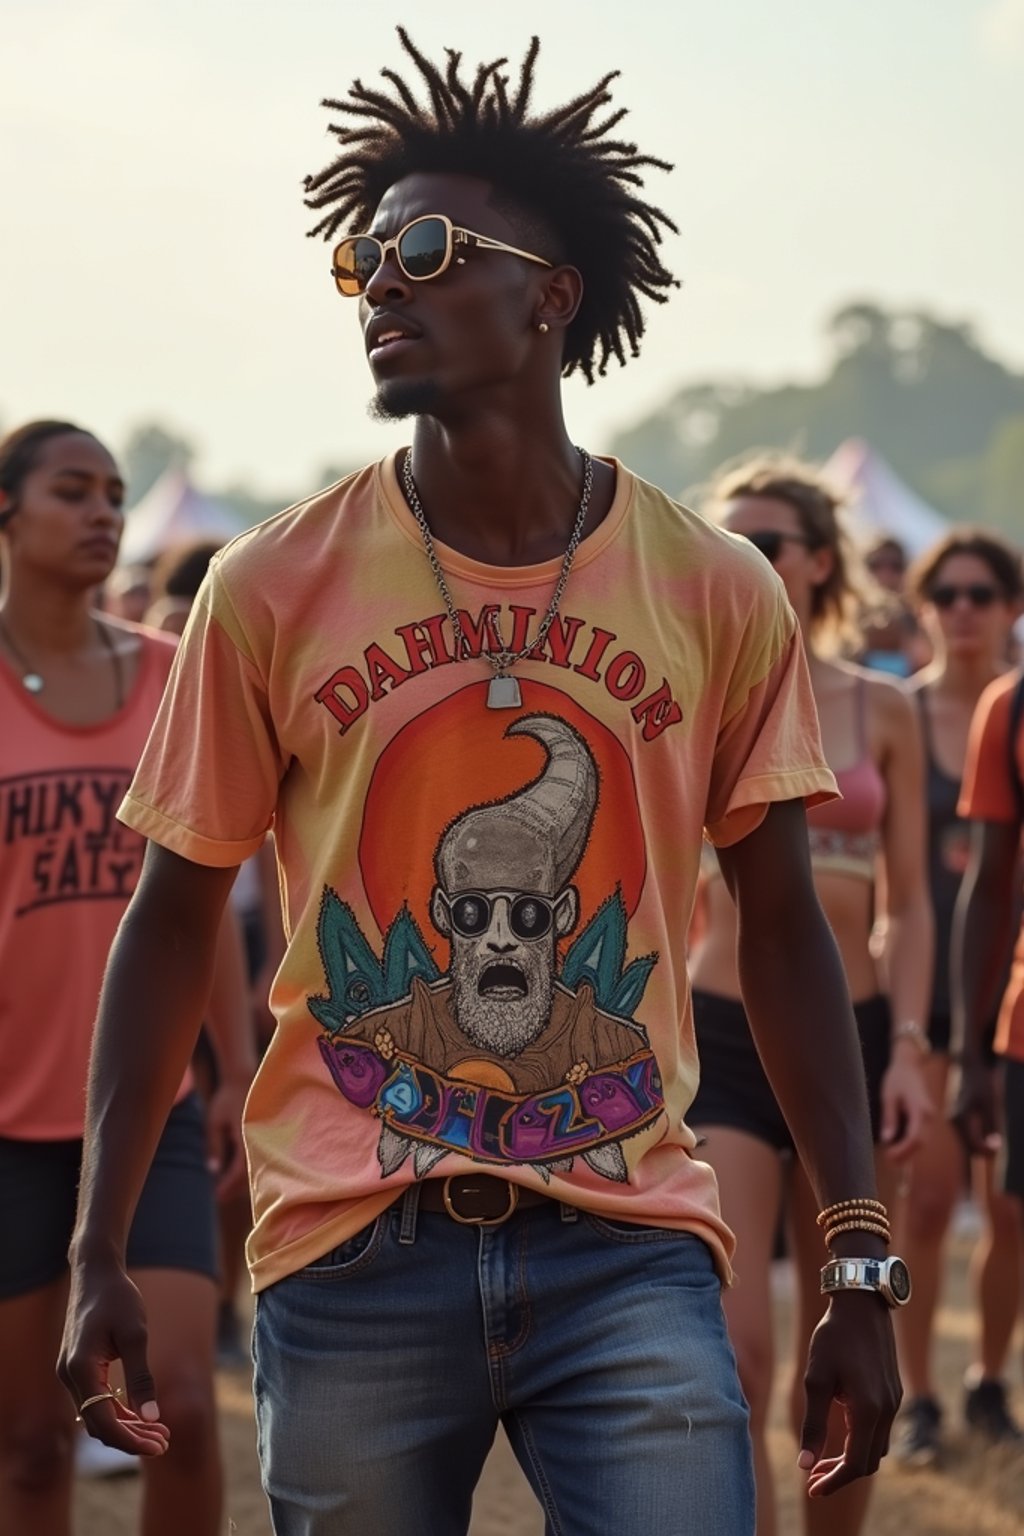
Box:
[254,1190,753,1536]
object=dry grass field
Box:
[74,1234,1023,1535]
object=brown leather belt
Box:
[417,1174,550,1226]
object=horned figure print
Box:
[311,709,664,1183]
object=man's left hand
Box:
[798,1291,902,1497]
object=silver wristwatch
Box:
[820,1255,912,1308]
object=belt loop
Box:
[559,1202,579,1224]
[398,1184,421,1245]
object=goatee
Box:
[369,379,442,422]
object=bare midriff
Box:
[691,863,879,1003]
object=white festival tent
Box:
[119,467,244,566]
[822,439,948,558]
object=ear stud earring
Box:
[537,322,549,333]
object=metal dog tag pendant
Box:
[487,674,521,709]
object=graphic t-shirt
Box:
[959,672,1024,1061]
[0,627,179,1138]
[120,455,836,1290]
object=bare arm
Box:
[204,901,259,1198]
[717,798,880,1211]
[871,682,934,1157]
[59,841,238,1453]
[717,798,901,1497]
[950,818,1021,1154]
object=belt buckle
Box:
[442,1176,519,1226]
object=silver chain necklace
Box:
[0,611,125,710]
[401,446,593,709]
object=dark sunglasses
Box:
[443,890,555,942]
[929,584,1002,610]
[739,530,813,566]
[331,213,552,297]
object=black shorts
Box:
[1003,1057,1024,1202]
[0,1092,218,1300]
[689,990,890,1152]
[927,1011,998,1063]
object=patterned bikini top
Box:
[701,678,886,885]
[805,680,886,881]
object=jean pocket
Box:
[582,1213,707,1248]
[296,1214,386,1279]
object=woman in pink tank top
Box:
[0,422,248,1536]
[688,455,933,1536]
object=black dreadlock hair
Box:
[303,29,679,385]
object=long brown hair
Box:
[704,452,868,651]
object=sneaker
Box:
[963,1377,1024,1445]
[894,1395,943,1467]
[75,1431,139,1480]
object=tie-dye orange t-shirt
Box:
[119,455,836,1291]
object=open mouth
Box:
[366,316,423,363]
[369,331,417,358]
[478,964,528,998]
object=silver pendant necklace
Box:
[0,612,126,710]
[401,447,593,709]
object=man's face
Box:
[357,172,552,422]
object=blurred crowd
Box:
[1,421,1022,1536]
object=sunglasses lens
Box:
[333,236,382,296]
[510,897,553,941]
[448,892,553,940]
[450,895,490,937]
[745,531,783,564]
[398,217,450,279]
[931,585,999,609]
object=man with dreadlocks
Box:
[62,30,906,1535]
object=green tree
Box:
[981,416,1024,535]
[121,423,195,507]
[612,303,1024,525]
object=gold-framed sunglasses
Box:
[331,213,552,297]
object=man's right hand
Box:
[949,1056,1002,1159]
[58,1257,170,1457]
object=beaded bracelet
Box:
[817,1198,888,1229]
[820,1205,890,1227]
[823,1219,891,1247]
[824,1215,890,1237]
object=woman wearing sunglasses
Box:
[894,529,1024,1465]
[688,454,934,1536]
[0,421,253,1536]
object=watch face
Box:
[888,1259,912,1304]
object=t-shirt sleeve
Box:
[704,581,837,847]
[959,675,1020,825]
[119,554,286,866]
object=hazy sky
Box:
[2,0,1021,495]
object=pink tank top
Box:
[806,679,886,878]
[0,627,189,1138]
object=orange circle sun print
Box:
[358,679,646,954]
